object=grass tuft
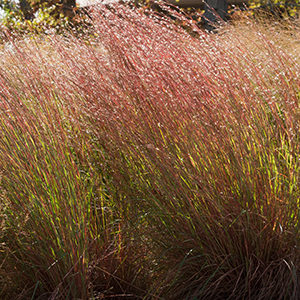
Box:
[1,3,300,299]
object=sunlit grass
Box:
[1,3,300,299]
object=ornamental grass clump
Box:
[1,3,300,299]
[0,33,150,299]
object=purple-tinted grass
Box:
[1,3,300,299]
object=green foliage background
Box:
[0,0,300,33]
[0,0,87,34]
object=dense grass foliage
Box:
[1,4,300,299]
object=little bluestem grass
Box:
[1,4,300,299]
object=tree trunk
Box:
[62,0,76,17]
[203,0,227,31]
[19,0,34,20]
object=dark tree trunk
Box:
[20,0,34,20]
[62,0,76,17]
[203,0,227,31]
